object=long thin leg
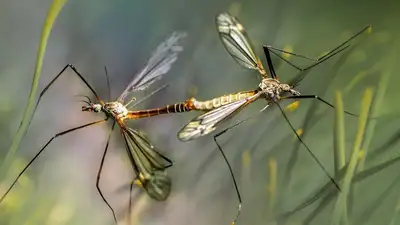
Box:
[104,66,112,102]
[0,119,107,203]
[283,95,358,117]
[263,45,278,80]
[263,41,346,82]
[273,102,340,191]
[264,45,349,74]
[213,133,242,225]
[95,121,117,224]
[263,25,371,72]
[211,104,270,140]
[38,64,102,107]
[201,104,278,225]
[27,64,102,132]
[128,181,134,225]
[205,106,272,225]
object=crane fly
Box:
[0,31,187,224]
[177,12,371,225]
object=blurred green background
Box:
[1,0,399,224]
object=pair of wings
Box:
[117,31,187,105]
[178,12,266,141]
[116,31,186,200]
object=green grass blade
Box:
[330,87,374,225]
[333,90,348,225]
[2,0,69,171]
[333,91,346,175]
[355,172,400,224]
[267,158,277,214]
[282,40,398,221]
[281,46,354,203]
[389,197,400,225]
[357,52,394,171]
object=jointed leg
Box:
[263,46,278,80]
[95,121,117,224]
[0,119,107,203]
[264,44,349,73]
[273,102,340,191]
[267,25,371,63]
[37,64,102,110]
[128,181,134,225]
[103,66,112,102]
[203,105,271,224]
[213,132,242,225]
[283,95,358,117]
[263,25,371,81]
[27,64,102,133]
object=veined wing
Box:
[178,93,261,142]
[121,127,172,201]
[118,31,187,103]
[216,12,265,75]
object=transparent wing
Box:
[121,127,172,201]
[216,12,264,74]
[118,31,187,103]
[177,94,260,142]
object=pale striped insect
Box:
[0,31,186,224]
[177,12,371,225]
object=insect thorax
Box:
[259,78,299,100]
[103,101,128,119]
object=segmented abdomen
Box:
[126,103,191,119]
[191,90,257,111]
[124,90,258,120]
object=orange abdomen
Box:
[125,90,258,120]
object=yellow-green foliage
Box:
[331,88,373,225]
[2,0,69,172]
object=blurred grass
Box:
[267,158,277,214]
[126,194,149,225]
[332,91,348,224]
[281,27,374,197]
[389,198,400,225]
[330,87,373,225]
[277,38,397,225]
[357,58,392,170]
[1,1,398,225]
[0,159,33,215]
[280,43,354,208]
[1,1,69,224]
[333,91,346,176]
[276,37,378,219]
[1,0,69,172]
[348,42,393,217]
[241,150,251,191]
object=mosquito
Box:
[0,31,187,224]
[177,12,371,225]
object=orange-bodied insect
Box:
[0,31,187,224]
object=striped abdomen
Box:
[125,90,258,119]
[190,90,257,111]
[126,102,193,119]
